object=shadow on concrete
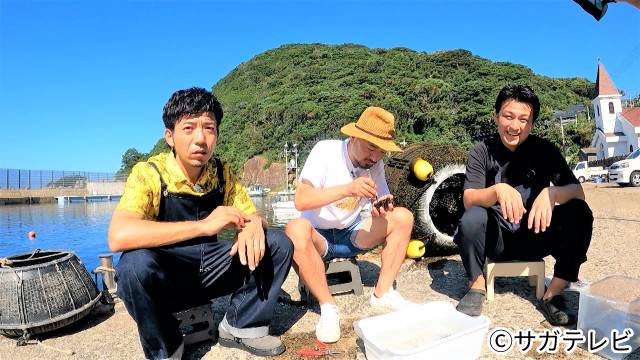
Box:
[426,258,468,301]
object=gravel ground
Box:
[1,183,639,360]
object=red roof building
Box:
[595,63,621,97]
[590,62,639,159]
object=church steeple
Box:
[595,62,621,97]
[590,61,639,161]
[592,61,622,137]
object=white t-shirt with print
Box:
[299,139,391,229]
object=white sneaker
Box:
[370,288,414,311]
[315,303,340,343]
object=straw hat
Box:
[341,106,402,152]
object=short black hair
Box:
[494,84,540,124]
[162,87,223,130]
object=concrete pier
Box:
[0,181,124,206]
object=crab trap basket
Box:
[0,250,101,338]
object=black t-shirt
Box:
[464,134,578,213]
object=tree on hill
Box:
[149,138,171,157]
[116,139,170,177]
[116,148,147,177]
[119,43,595,174]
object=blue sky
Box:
[1,0,639,172]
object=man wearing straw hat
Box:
[285,106,415,343]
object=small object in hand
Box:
[374,197,392,211]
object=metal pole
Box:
[18,170,21,190]
[98,254,117,291]
[293,143,299,186]
[586,105,590,122]
[284,143,288,193]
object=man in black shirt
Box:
[453,85,593,326]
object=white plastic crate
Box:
[577,275,640,360]
[354,301,490,359]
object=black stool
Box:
[298,258,364,301]
[173,303,215,345]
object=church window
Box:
[609,102,614,114]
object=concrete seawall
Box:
[0,182,124,205]
[0,197,59,205]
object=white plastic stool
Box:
[484,259,545,301]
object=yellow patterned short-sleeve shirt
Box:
[117,152,256,219]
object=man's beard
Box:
[355,159,373,169]
[189,160,207,168]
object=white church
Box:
[590,62,640,160]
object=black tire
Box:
[386,142,468,255]
[631,171,640,187]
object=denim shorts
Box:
[316,219,368,261]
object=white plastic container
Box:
[354,301,490,359]
[577,275,640,360]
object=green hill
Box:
[119,44,595,175]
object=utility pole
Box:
[284,143,288,193]
[292,143,299,188]
[559,117,566,147]
[586,105,590,122]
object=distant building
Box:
[553,104,586,124]
[579,147,597,162]
[590,63,640,159]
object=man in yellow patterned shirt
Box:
[109,87,293,359]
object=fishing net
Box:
[386,143,468,254]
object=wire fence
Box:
[587,154,628,169]
[0,169,127,190]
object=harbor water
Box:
[0,196,277,287]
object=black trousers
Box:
[453,199,593,283]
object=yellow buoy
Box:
[406,240,426,259]
[412,158,433,181]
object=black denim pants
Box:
[453,199,593,284]
[115,229,293,359]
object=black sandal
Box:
[537,295,577,326]
[456,288,486,317]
